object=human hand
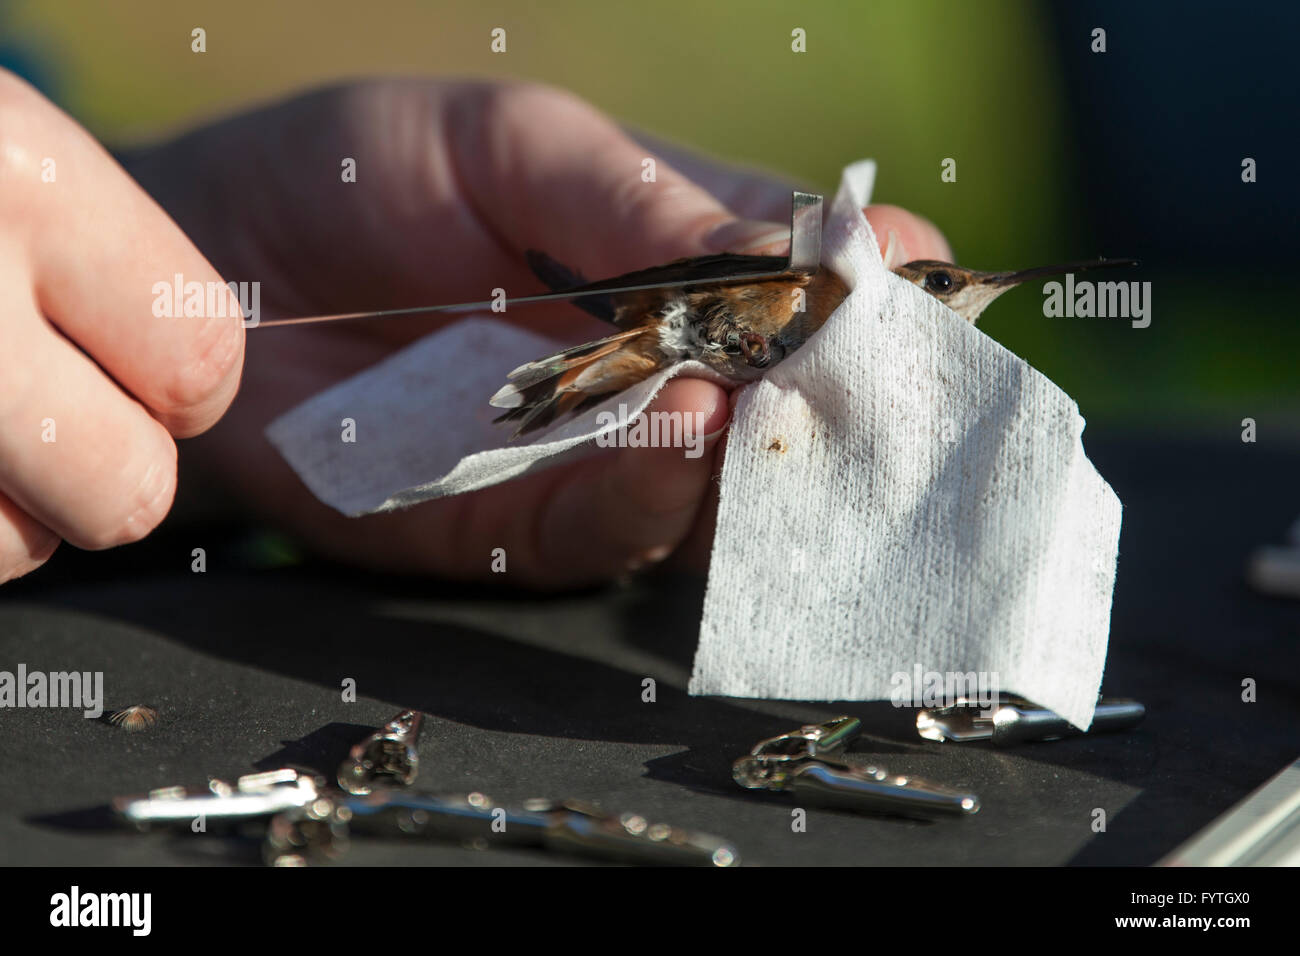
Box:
[124,78,951,588]
[0,70,244,583]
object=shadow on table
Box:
[10,433,1300,863]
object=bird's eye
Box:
[723,332,741,354]
[925,271,953,293]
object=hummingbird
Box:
[490,251,1136,437]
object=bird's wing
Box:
[524,250,790,327]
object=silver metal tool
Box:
[264,791,739,867]
[111,707,744,866]
[1159,757,1300,867]
[254,191,823,329]
[110,706,427,829]
[264,794,351,866]
[915,694,1146,745]
[112,768,325,829]
[734,716,980,819]
[337,709,424,795]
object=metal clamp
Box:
[735,716,979,819]
[111,708,741,867]
[916,694,1146,745]
[337,709,424,795]
[112,768,325,829]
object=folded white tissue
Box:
[267,160,1122,730]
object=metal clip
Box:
[523,797,739,867]
[264,790,739,867]
[734,716,979,819]
[264,797,352,867]
[111,708,744,866]
[113,768,324,830]
[916,694,1146,745]
[337,709,425,795]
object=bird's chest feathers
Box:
[652,293,790,357]
[652,300,710,360]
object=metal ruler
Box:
[254,191,823,329]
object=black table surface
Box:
[2,430,1297,866]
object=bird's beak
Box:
[980,258,1140,288]
[945,258,1138,325]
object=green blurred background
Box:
[5,0,1296,431]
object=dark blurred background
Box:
[2,0,1296,428]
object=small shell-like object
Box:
[108,705,158,733]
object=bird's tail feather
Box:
[489,327,649,438]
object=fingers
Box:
[0,282,178,550]
[457,378,724,588]
[471,90,955,273]
[520,378,731,586]
[664,386,742,575]
[0,69,244,571]
[1,70,244,439]
[624,127,814,223]
[0,490,59,584]
[446,82,790,278]
[625,128,957,266]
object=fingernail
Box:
[702,422,730,444]
[704,219,789,255]
[881,228,904,269]
[625,544,673,574]
[643,544,672,563]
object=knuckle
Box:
[478,81,613,153]
[495,80,591,119]
[0,70,61,200]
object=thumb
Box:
[449,83,788,275]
